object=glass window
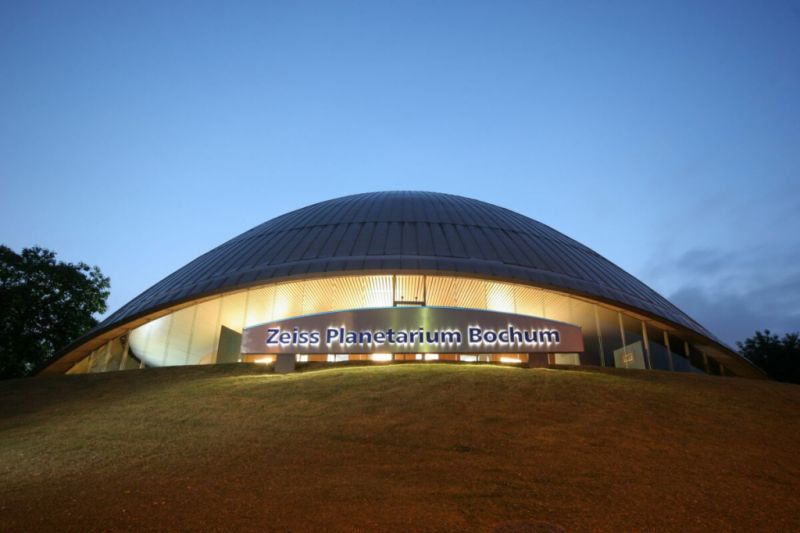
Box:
[687,343,709,374]
[86,344,105,373]
[497,354,524,364]
[527,353,548,367]
[189,298,223,365]
[71,274,741,376]
[244,286,274,328]
[514,284,546,317]
[570,300,602,366]
[706,355,721,376]
[595,306,624,367]
[645,324,672,371]
[104,337,126,371]
[554,353,580,365]
[129,314,172,367]
[705,349,730,376]
[620,314,648,369]
[486,282,516,314]
[667,334,693,372]
[164,305,196,366]
[66,354,91,374]
[543,293,571,323]
[121,337,143,370]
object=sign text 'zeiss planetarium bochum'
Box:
[241,307,584,355]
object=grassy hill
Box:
[1,363,799,532]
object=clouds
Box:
[644,246,800,346]
[669,281,800,348]
[632,159,800,348]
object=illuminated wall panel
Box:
[187,298,222,365]
[71,273,730,375]
[395,275,425,303]
[129,314,172,366]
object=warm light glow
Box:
[253,356,275,364]
[123,274,588,369]
[370,353,392,362]
[486,283,515,313]
[96,272,709,375]
[271,291,292,321]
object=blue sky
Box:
[1,0,798,345]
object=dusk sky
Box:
[1,1,798,346]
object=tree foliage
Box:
[0,246,110,378]
[737,330,800,384]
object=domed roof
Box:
[97,191,715,341]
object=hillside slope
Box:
[1,364,799,532]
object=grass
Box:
[1,363,799,532]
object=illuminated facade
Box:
[43,191,761,377]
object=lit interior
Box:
[67,273,731,376]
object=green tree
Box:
[737,330,800,384]
[0,246,110,378]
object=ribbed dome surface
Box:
[98,191,714,341]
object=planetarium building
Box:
[42,191,760,378]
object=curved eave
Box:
[39,267,765,379]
